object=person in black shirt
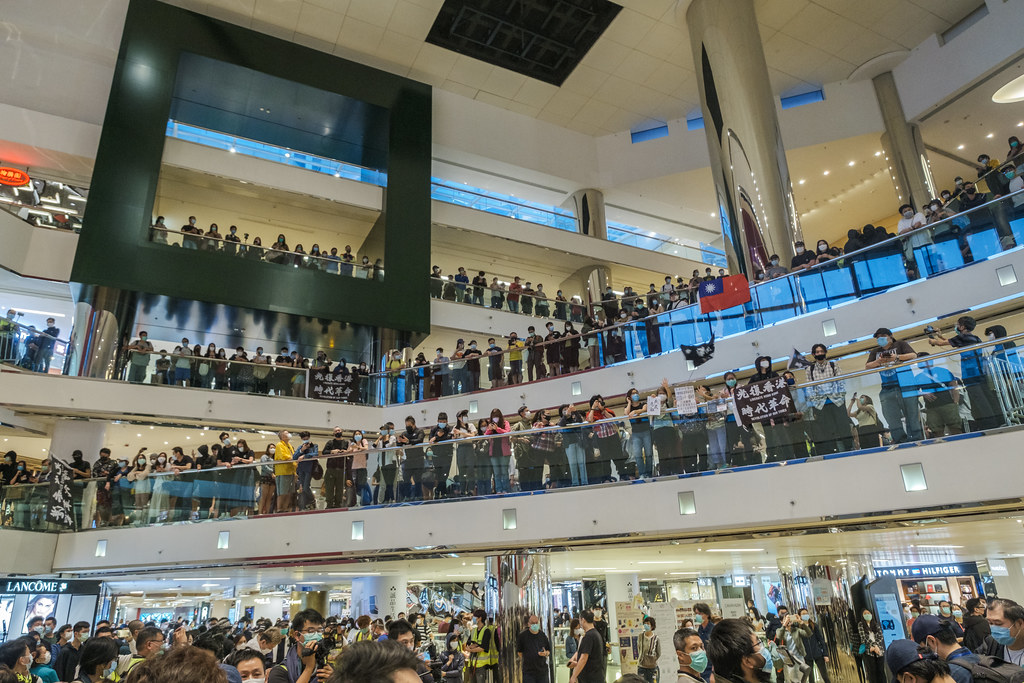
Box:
[224,225,241,255]
[485,338,504,389]
[790,240,816,270]
[427,412,454,500]
[397,417,425,502]
[54,621,90,682]
[929,315,1003,429]
[471,271,487,306]
[517,615,552,683]
[570,609,605,683]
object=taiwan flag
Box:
[698,274,751,313]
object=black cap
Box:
[886,640,926,680]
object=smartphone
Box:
[117,629,130,639]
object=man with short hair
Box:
[706,619,769,683]
[866,327,921,443]
[569,609,605,683]
[333,640,422,683]
[963,599,992,651]
[674,627,709,683]
[54,621,90,683]
[267,608,332,683]
[127,627,166,673]
[766,255,788,279]
[126,331,154,384]
[226,647,266,682]
[929,315,1003,430]
[386,620,432,683]
[790,241,816,271]
[913,353,963,437]
[507,333,525,385]
[525,326,546,382]
[911,615,977,683]
[467,610,499,683]
[93,447,117,526]
[516,614,552,683]
[322,428,348,510]
[977,598,1024,662]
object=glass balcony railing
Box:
[0,316,71,374]
[5,333,1020,532]
[95,190,1024,407]
[148,226,384,280]
[0,177,87,231]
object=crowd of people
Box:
[0,310,60,372]
[1,311,1015,529]
[1,592,1021,683]
[149,218,385,279]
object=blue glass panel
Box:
[965,228,1002,261]
[852,250,909,293]
[754,278,800,324]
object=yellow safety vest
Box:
[470,625,498,667]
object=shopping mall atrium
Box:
[3,0,1024,681]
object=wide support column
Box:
[569,188,608,238]
[68,284,139,379]
[485,553,552,683]
[779,555,874,683]
[289,590,328,619]
[605,572,640,667]
[685,0,801,276]
[873,71,935,211]
[351,575,408,619]
[996,558,1024,598]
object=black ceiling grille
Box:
[426,0,623,86]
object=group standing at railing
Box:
[4,317,1022,530]
[148,217,385,279]
[0,310,61,372]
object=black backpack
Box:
[955,656,1024,683]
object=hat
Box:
[873,327,893,338]
[886,640,925,678]
[910,614,943,643]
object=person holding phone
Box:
[517,615,552,683]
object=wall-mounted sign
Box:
[3,579,101,595]
[0,167,30,187]
[733,575,749,587]
[875,562,980,579]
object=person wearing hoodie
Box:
[961,598,991,651]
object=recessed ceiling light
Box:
[229,147,236,153]
[848,160,856,166]
[874,151,882,157]
[822,170,830,176]
[150,426,154,430]
[986,133,995,139]
[957,144,965,150]
[798,179,806,185]
[709,212,716,217]
[912,544,963,548]
[1018,122,1024,127]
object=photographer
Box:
[267,609,333,683]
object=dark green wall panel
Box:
[73,0,432,333]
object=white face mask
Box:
[795,246,805,254]
[247,678,265,683]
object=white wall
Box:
[0,529,59,575]
[0,209,78,280]
[47,428,1024,573]
[894,0,1024,121]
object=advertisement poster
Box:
[651,601,680,683]
[722,597,746,619]
[21,594,57,633]
[762,577,784,614]
[0,596,13,637]
[812,578,833,606]
[616,601,642,675]
[873,593,906,650]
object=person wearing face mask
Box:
[1009,162,1024,204]
[909,616,975,683]
[747,356,791,463]
[855,609,886,683]
[258,444,278,516]
[108,454,136,526]
[397,416,426,501]
[847,393,882,449]
[649,379,683,476]
[975,599,1024,663]
[866,327,921,443]
[373,422,399,504]
[790,241,816,271]
[765,254,788,279]
[292,431,319,511]
[462,340,482,392]
[427,413,454,500]
[813,239,836,265]
[634,617,661,683]
[321,428,348,510]
[0,638,40,683]
[524,326,547,382]
[266,609,332,683]
[706,619,775,683]
[483,409,513,494]
[126,331,154,384]
[569,610,606,683]
[566,619,583,661]
[674,627,709,683]
[929,315,1004,430]
[624,387,652,479]
[515,615,552,683]
[803,344,851,456]
[585,395,620,483]
[506,333,525,385]
[226,647,267,683]
[543,322,562,377]
[30,641,59,683]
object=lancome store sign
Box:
[4,579,101,595]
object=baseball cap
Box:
[886,640,926,680]
[910,614,943,643]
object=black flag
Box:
[46,457,75,528]
[681,334,715,367]
[788,348,813,370]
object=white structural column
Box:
[685,0,801,276]
[873,71,935,211]
[351,574,407,619]
[605,571,640,664]
[996,558,1024,598]
[49,419,107,462]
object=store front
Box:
[875,562,983,612]
[0,578,101,640]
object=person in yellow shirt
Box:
[507,333,525,385]
[274,429,296,513]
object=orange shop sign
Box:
[0,167,30,186]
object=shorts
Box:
[275,474,295,496]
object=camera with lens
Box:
[924,324,938,339]
[301,640,329,669]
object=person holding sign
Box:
[624,388,651,479]
[652,380,683,476]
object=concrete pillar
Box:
[996,558,1024,598]
[289,590,328,619]
[68,284,140,379]
[350,575,407,620]
[485,553,552,683]
[685,0,802,276]
[569,188,607,238]
[251,597,286,622]
[606,572,640,665]
[873,71,935,211]
[49,419,107,463]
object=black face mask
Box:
[814,353,826,361]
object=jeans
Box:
[508,300,520,313]
[472,290,484,306]
[322,467,345,508]
[629,429,654,477]
[490,457,510,493]
[128,363,149,383]
[708,426,728,468]
[565,442,587,486]
[879,386,922,443]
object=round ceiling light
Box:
[993,73,1024,104]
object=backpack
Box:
[955,655,1024,683]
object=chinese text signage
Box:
[733,377,793,425]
